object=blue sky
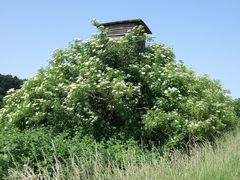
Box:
[0,0,240,98]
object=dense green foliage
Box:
[0,74,23,107]
[8,130,240,180]
[0,128,141,178]
[0,24,238,178]
[233,98,240,117]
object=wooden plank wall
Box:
[107,23,137,37]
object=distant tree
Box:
[233,98,240,118]
[0,74,24,107]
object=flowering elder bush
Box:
[0,24,238,149]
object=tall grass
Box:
[8,131,240,180]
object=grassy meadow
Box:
[7,130,240,180]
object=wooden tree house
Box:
[97,19,152,51]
